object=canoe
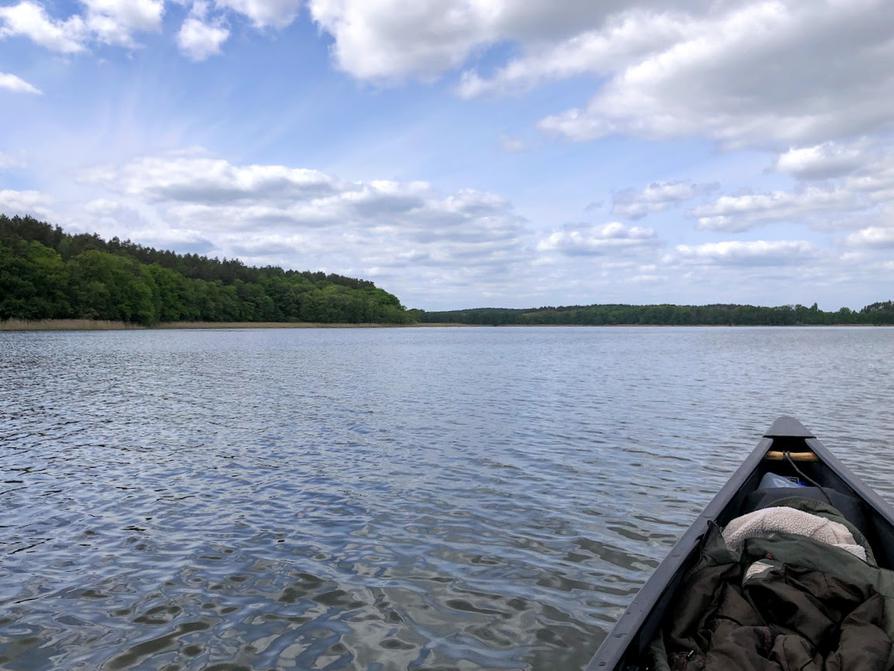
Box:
[585,416,894,671]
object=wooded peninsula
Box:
[1,215,412,325]
[2,214,893,328]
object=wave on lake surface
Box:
[2,327,893,670]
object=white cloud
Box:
[847,226,894,248]
[82,154,533,298]
[457,9,691,98]
[0,189,53,218]
[309,0,707,82]
[613,181,712,219]
[309,0,492,81]
[306,1,894,154]
[0,71,42,95]
[27,147,894,308]
[776,141,869,180]
[216,0,301,28]
[694,187,863,233]
[678,136,894,244]
[0,0,296,61]
[0,0,163,53]
[89,155,341,203]
[673,240,816,265]
[75,153,884,307]
[81,0,164,47]
[0,1,87,53]
[697,140,894,235]
[77,198,215,253]
[537,221,658,255]
[841,154,894,205]
[178,13,230,61]
[538,1,894,148]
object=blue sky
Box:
[1,0,893,310]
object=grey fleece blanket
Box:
[722,505,867,561]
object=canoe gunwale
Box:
[584,417,894,671]
[584,434,772,670]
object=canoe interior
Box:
[586,421,894,671]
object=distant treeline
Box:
[415,302,894,326]
[0,215,411,325]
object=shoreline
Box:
[0,319,890,332]
[0,319,432,332]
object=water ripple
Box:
[1,326,893,670]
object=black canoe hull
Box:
[585,416,894,671]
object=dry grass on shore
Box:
[0,319,140,331]
[154,321,404,329]
[0,319,430,331]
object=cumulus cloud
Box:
[81,0,164,47]
[89,155,341,204]
[673,240,816,265]
[0,1,87,53]
[309,0,491,81]
[613,181,713,219]
[457,9,691,98]
[697,138,894,235]
[693,187,864,233]
[847,226,894,248]
[839,153,894,205]
[20,147,891,307]
[0,71,41,94]
[559,8,887,146]
[309,0,708,82]
[82,154,533,300]
[72,153,882,306]
[0,0,163,53]
[0,189,53,218]
[1,0,303,61]
[537,221,658,255]
[177,3,230,61]
[538,1,894,147]
[306,1,894,152]
[776,141,870,180]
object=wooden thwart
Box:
[764,450,819,462]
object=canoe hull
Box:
[585,416,894,671]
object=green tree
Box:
[0,240,71,319]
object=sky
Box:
[0,0,893,310]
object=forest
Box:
[417,301,894,326]
[0,215,412,325]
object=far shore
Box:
[1,319,890,332]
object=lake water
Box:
[2,326,893,670]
